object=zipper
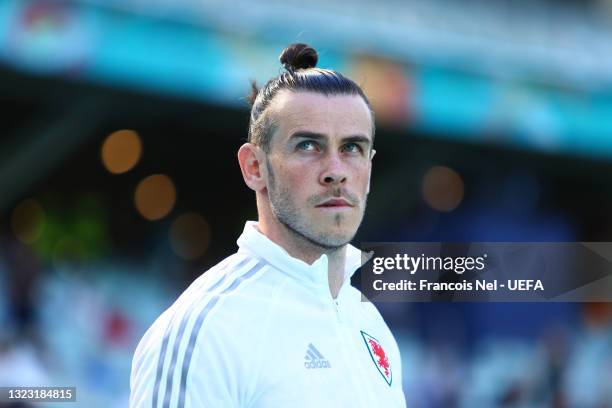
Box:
[333,298,341,322]
[331,296,377,407]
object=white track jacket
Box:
[130,221,406,408]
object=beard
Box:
[266,160,366,250]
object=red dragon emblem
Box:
[361,331,392,385]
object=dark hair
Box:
[247,43,375,152]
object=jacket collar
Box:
[237,221,367,293]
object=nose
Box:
[319,152,347,186]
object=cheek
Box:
[274,162,311,193]
[350,163,372,193]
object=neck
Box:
[256,194,347,299]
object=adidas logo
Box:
[304,343,331,369]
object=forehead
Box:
[268,90,373,143]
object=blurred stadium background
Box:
[1,0,612,406]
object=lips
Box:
[316,198,353,208]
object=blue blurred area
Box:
[3,0,612,158]
[1,0,612,407]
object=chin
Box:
[320,228,357,246]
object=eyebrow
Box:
[288,131,372,146]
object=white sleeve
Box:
[130,311,173,408]
[130,309,251,408]
[180,328,244,407]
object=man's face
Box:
[264,90,374,249]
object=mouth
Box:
[316,198,354,208]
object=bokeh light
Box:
[169,212,211,260]
[101,129,142,174]
[134,174,176,220]
[422,166,464,212]
[349,56,410,125]
[10,198,46,244]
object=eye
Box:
[296,140,319,152]
[342,142,363,154]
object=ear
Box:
[238,143,267,191]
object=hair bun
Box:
[279,43,318,71]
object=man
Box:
[130,43,406,407]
